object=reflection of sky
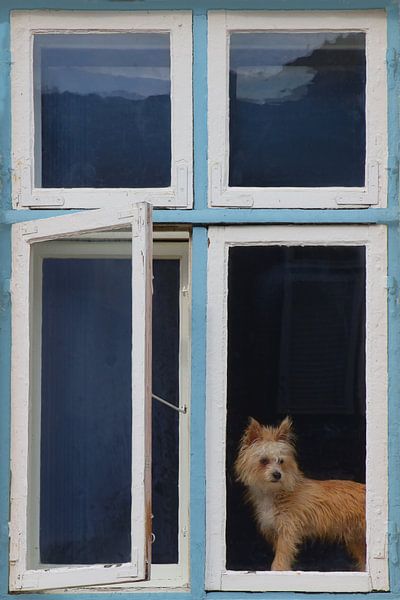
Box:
[230,32,365,104]
[36,33,170,99]
[235,65,315,104]
[43,66,170,98]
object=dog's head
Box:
[235,417,301,492]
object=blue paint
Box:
[1,207,399,224]
[386,3,400,213]
[387,221,400,594]
[386,5,400,592]
[0,0,395,10]
[190,227,208,600]
[0,0,400,598]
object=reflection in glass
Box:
[34,34,171,188]
[229,33,366,187]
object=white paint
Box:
[206,225,388,592]
[11,11,193,209]
[208,11,387,209]
[10,203,153,591]
[218,571,371,593]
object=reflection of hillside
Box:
[41,91,171,188]
[229,40,365,188]
[289,39,365,69]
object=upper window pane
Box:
[34,34,171,188]
[208,11,386,208]
[229,32,366,188]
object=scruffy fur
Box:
[235,417,365,571]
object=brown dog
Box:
[235,417,365,571]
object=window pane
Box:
[226,246,365,571]
[35,34,171,188]
[229,33,366,187]
[152,260,180,564]
[39,255,180,566]
[40,259,132,564]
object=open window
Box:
[208,11,387,208]
[11,11,192,209]
[206,225,388,592]
[9,203,153,591]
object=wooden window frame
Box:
[11,10,193,209]
[27,236,191,592]
[206,224,388,592]
[9,203,153,591]
[208,11,387,209]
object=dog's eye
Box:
[259,457,269,466]
[278,458,284,465]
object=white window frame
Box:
[9,202,153,591]
[11,11,193,209]
[208,11,387,209]
[206,225,388,592]
[26,235,191,592]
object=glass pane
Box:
[39,255,180,566]
[40,259,132,564]
[34,34,171,188]
[229,33,366,187]
[226,246,365,571]
[152,260,180,564]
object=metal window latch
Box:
[152,393,187,415]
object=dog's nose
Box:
[272,471,281,481]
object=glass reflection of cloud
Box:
[43,65,171,99]
[235,66,316,105]
[37,33,171,99]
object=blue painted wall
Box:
[0,1,399,599]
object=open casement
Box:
[206,225,388,592]
[208,11,387,209]
[9,202,153,591]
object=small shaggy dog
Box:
[235,417,365,571]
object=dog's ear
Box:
[243,417,263,445]
[276,416,295,444]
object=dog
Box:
[234,417,365,571]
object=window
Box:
[208,11,387,208]
[11,11,193,208]
[206,225,388,592]
[10,205,190,591]
[4,4,394,599]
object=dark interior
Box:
[226,245,366,572]
[40,256,179,565]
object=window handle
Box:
[152,393,187,415]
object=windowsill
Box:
[210,571,380,593]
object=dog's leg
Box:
[271,530,299,571]
[346,538,366,571]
